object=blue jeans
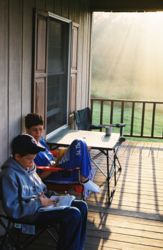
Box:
[35,200,88,250]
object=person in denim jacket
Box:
[1,134,87,250]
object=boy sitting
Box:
[1,134,88,250]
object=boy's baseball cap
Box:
[12,134,45,155]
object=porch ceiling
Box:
[90,0,163,12]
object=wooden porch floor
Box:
[85,140,163,250]
[18,140,163,250]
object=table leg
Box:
[106,150,111,205]
[113,149,117,187]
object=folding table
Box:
[47,128,122,205]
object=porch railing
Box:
[91,98,163,139]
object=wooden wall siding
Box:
[8,0,23,143]
[21,0,35,127]
[54,0,62,15]
[61,0,69,19]
[45,0,54,12]
[68,0,77,22]
[0,0,9,163]
[0,0,92,166]
[36,0,46,9]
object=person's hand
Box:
[39,193,57,207]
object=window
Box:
[33,11,71,136]
[47,17,70,134]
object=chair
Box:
[75,107,101,131]
[0,214,58,250]
[37,166,84,199]
[75,107,126,136]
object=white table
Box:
[47,128,122,205]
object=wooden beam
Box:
[90,0,163,12]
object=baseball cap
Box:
[11,134,45,155]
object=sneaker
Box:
[83,180,100,193]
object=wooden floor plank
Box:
[86,238,163,250]
[87,222,163,241]
[85,140,163,250]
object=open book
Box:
[39,194,76,211]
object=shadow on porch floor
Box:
[86,140,163,250]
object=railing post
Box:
[151,103,156,138]
[130,102,135,137]
[110,100,114,124]
[120,101,124,135]
[100,100,104,130]
[141,102,145,137]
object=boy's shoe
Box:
[83,180,100,193]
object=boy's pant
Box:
[35,200,88,250]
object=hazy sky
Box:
[91,12,163,101]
